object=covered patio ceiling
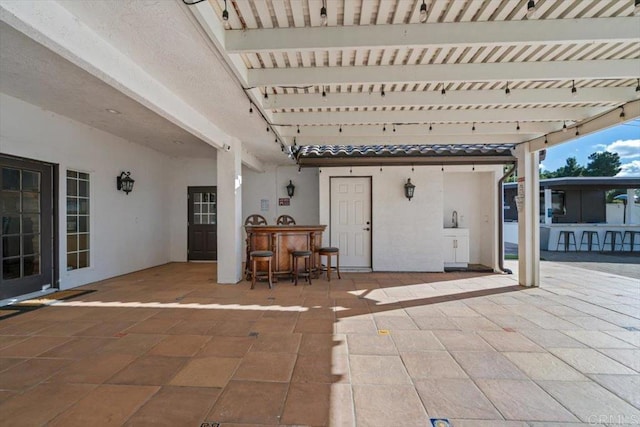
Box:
[186,0,640,160]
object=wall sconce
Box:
[286,180,295,197]
[404,178,415,201]
[117,171,135,195]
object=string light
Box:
[322,86,327,99]
[381,87,386,98]
[571,80,577,97]
[222,0,230,29]
[619,107,626,122]
[526,0,536,19]
[393,124,396,133]
[635,78,640,95]
[383,124,387,132]
[544,135,548,144]
[516,121,520,132]
[505,82,511,97]
[635,0,640,16]
[264,89,269,100]
[575,127,580,136]
[429,123,433,132]
[419,0,428,23]
[440,83,446,98]
[249,102,253,114]
[297,125,301,134]
[471,122,476,132]
[562,121,567,132]
[320,0,328,26]
[339,125,342,133]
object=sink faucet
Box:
[452,210,458,228]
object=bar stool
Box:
[555,231,577,252]
[290,250,312,286]
[602,231,623,252]
[250,250,273,289]
[317,247,341,281]
[579,230,600,252]
[622,230,640,252]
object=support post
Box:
[515,143,540,287]
[217,141,243,284]
[626,189,636,224]
[544,188,553,225]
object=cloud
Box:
[604,139,640,160]
[539,163,545,169]
[592,143,607,151]
[617,160,640,177]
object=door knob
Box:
[363,227,370,231]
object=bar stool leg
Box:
[336,252,341,279]
[251,258,257,290]
[267,258,273,289]
[294,256,299,286]
[326,254,332,281]
[306,257,312,285]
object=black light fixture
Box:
[117,171,135,195]
[526,0,536,18]
[297,125,301,134]
[222,0,230,29]
[322,86,327,99]
[393,124,396,132]
[286,180,295,197]
[429,123,433,132]
[471,122,476,132]
[440,83,446,97]
[404,178,416,201]
[249,102,253,114]
[562,121,568,132]
[339,125,343,133]
[419,0,428,23]
[320,0,328,26]
[383,124,387,132]
[516,121,520,132]
[635,0,640,16]
[381,86,386,98]
[619,107,626,122]
[505,82,511,97]
[264,89,269,100]
[575,127,580,136]
[571,80,577,97]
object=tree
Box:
[584,151,621,177]
[553,157,585,177]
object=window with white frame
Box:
[66,170,90,270]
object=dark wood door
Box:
[1,155,54,299]
[188,186,217,260]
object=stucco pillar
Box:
[627,188,637,225]
[544,188,553,225]
[217,142,243,284]
[515,143,540,287]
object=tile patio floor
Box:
[0,260,638,426]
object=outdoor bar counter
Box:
[245,225,326,278]
[541,223,640,251]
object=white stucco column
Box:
[515,143,540,287]
[544,188,553,225]
[217,142,243,284]
[627,189,637,225]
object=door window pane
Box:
[3,258,20,280]
[23,215,39,234]
[2,168,20,190]
[67,216,77,232]
[2,216,20,234]
[22,192,40,213]
[23,234,39,255]
[67,178,77,196]
[67,253,78,271]
[67,198,78,214]
[67,170,78,178]
[78,199,89,214]
[78,234,89,251]
[78,216,88,233]
[22,171,40,192]
[23,255,40,276]
[78,172,89,180]
[1,191,20,213]
[2,236,20,257]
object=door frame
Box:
[1,153,58,297]
[329,176,373,269]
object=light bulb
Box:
[320,6,328,26]
[526,0,536,19]
[419,1,428,23]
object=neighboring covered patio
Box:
[0,263,638,426]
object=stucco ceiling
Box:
[0,21,216,159]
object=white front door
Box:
[330,177,371,268]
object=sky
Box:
[540,117,640,177]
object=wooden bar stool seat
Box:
[317,247,341,281]
[291,250,312,286]
[250,250,273,289]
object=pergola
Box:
[1,0,639,287]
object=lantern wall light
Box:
[117,171,135,195]
[404,178,415,201]
[286,180,295,197]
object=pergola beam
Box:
[272,107,609,126]
[288,134,531,146]
[264,87,632,110]
[249,59,639,87]
[226,17,640,53]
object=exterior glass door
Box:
[1,156,54,299]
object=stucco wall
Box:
[242,165,320,226]
[0,93,173,289]
[168,157,217,262]
[443,171,498,267]
[319,166,445,272]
